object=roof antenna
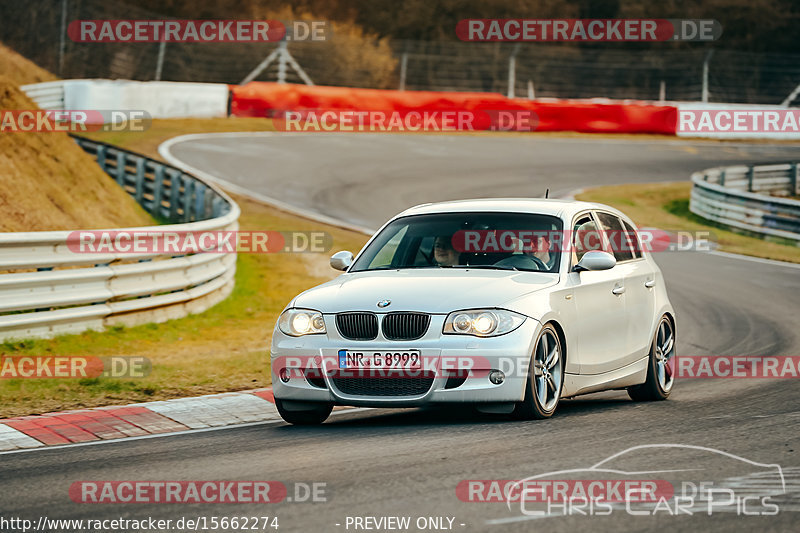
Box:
[544,188,550,199]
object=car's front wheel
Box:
[628,315,675,401]
[275,399,333,425]
[513,324,564,420]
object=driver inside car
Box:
[524,231,554,269]
[433,235,461,266]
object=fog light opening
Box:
[279,368,292,383]
[488,370,505,385]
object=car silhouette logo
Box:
[377,299,391,308]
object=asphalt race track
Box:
[2,134,800,532]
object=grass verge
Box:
[576,182,800,263]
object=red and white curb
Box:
[0,388,280,452]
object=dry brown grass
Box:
[0,79,155,231]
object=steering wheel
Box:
[494,254,548,271]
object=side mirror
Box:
[330,250,354,271]
[573,251,616,272]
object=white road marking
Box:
[707,250,800,270]
[159,134,375,235]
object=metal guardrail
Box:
[20,80,66,109]
[0,137,240,341]
[690,162,800,242]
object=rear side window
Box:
[622,220,642,259]
[595,212,634,262]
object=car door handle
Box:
[612,285,626,295]
[644,279,656,288]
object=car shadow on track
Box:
[274,393,642,431]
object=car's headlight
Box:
[443,309,526,337]
[279,308,326,336]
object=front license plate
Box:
[338,350,421,370]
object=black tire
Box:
[275,399,333,425]
[628,315,675,402]
[513,324,564,420]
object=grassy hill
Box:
[0,44,155,232]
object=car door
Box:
[594,211,656,368]
[565,212,629,375]
[620,217,657,358]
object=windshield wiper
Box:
[441,264,519,271]
[359,265,447,271]
[359,264,522,272]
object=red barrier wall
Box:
[230,82,678,135]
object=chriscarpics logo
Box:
[480,444,787,524]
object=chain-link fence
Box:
[2,0,800,105]
[391,41,800,104]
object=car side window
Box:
[572,214,605,263]
[596,212,634,262]
[367,225,408,268]
[622,219,642,259]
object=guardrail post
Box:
[747,167,755,192]
[115,151,126,186]
[96,145,107,173]
[183,177,195,222]
[719,169,726,186]
[194,183,206,221]
[134,157,146,204]
[169,170,181,221]
[153,165,164,217]
[792,163,800,196]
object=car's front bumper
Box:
[270,315,541,408]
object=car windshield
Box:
[350,212,563,273]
